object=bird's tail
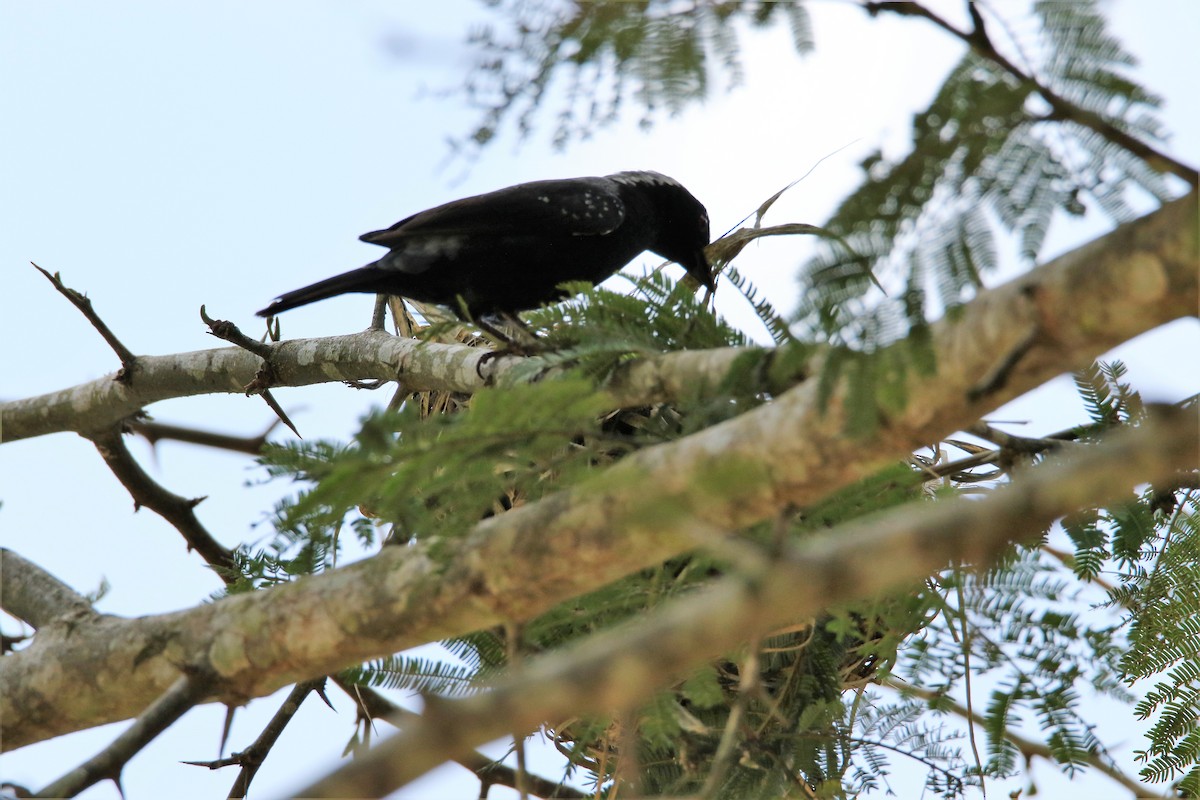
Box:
[256,265,385,317]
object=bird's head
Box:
[609,171,715,293]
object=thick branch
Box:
[0,548,97,629]
[0,328,764,444]
[296,410,1194,796]
[1,196,1195,751]
[0,331,497,442]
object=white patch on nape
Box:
[607,170,682,189]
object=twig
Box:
[128,418,281,456]
[332,676,584,799]
[506,622,531,800]
[0,547,97,629]
[200,305,301,437]
[965,421,1075,457]
[967,324,1040,402]
[35,671,215,798]
[953,579,986,792]
[1039,544,1119,597]
[200,305,275,359]
[370,294,388,332]
[32,263,139,380]
[705,222,827,268]
[701,639,761,797]
[182,678,330,800]
[87,425,237,575]
[862,2,1199,185]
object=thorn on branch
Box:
[200,305,274,359]
[87,426,236,574]
[966,2,992,51]
[200,306,301,438]
[257,383,301,439]
[128,418,280,456]
[370,293,388,332]
[32,262,139,381]
[183,678,329,799]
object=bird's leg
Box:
[472,312,548,379]
[476,312,543,355]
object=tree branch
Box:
[295,409,1194,797]
[862,2,1199,185]
[0,328,764,444]
[4,189,1195,449]
[1,195,1195,752]
[334,678,585,799]
[34,672,215,798]
[182,678,329,800]
[32,263,139,378]
[87,425,237,574]
[0,548,97,629]
[127,418,280,456]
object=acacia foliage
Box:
[245,2,1196,796]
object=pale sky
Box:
[2,2,1197,797]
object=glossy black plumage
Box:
[256,171,713,320]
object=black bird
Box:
[256,171,713,321]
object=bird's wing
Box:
[359,178,626,247]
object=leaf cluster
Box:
[457,0,813,152]
[796,1,1172,349]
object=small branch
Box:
[333,677,584,799]
[182,678,329,800]
[506,622,531,800]
[0,547,97,629]
[705,222,827,267]
[965,421,1071,456]
[967,323,1040,402]
[87,425,237,575]
[128,418,281,456]
[1040,544,1119,598]
[35,671,215,798]
[201,306,301,437]
[861,2,1199,184]
[370,294,388,332]
[32,263,139,379]
[701,638,761,797]
[200,305,274,359]
[5,186,1193,449]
